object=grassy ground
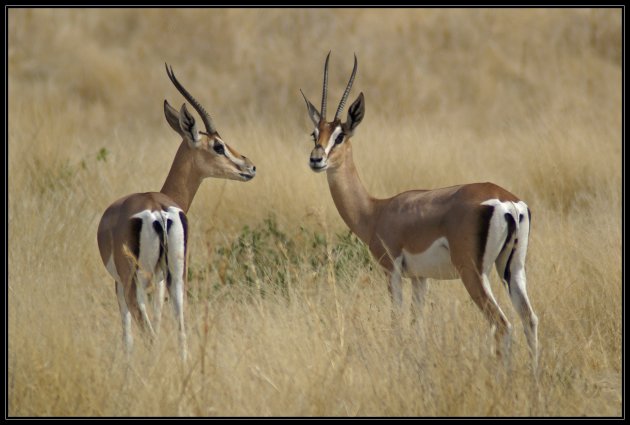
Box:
[7,8,621,417]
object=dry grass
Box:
[8,8,621,417]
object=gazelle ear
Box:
[343,92,365,136]
[301,90,321,126]
[164,100,183,135]
[178,103,200,145]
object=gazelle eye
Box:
[213,143,225,155]
[335,133,344,145]
[310,131,317,142]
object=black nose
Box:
[310,157,323,164]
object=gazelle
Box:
[300,53,538,366]
[97,64,256,361]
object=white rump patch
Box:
[129,207,185,282]
[480,199,529,273]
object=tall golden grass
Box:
[8,8,621,416]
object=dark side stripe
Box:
[179,211,188,254]
[129,217,143,261]
[477,205,495,270]
[501,213,517,256]
[153,220,165,262]
[502,213,517,293]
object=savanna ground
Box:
[7,8,622,417]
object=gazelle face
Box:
[165,110,257,182]
[309,120,348,172]
[194,131,256,181]
[163,64,255,183]
[301,53,364,173]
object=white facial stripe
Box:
[216,137,245,166]
[325,126,343,155]
[225,147,245,166]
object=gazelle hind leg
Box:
[152,279,166,335]
[115,280,133,358]
[459,267,512,363]
[165,209,188,362]
[508,268,538,369]
[134,272,156,340]
[497,211,539,369]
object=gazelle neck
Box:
[160,141,203,214]
[326,141,377,244]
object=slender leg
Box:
[152,279,166,335]
[459,267,512,363]
[508,268,538,370]
[496,217,538,370]
[168,277,187,362]
[387,267,403,328]
[115,280,133,359]
[410,277,428,326]
[166,214,188,362]
[134,271,156,340]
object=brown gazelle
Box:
[97,64,256,361]
[300,53,538,367]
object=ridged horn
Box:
[320,51,331,120]
[334,54,358,121]
[165,63,216,134]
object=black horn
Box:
[320,51,331,120]
[334,54,358,121]
[165,63,216,134]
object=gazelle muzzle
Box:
[239,158,257,180]
[309,145,327,172]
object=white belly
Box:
[402,237,459,280]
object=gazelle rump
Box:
[97,64,256,361]
[300,53,538,367]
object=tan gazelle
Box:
[300,53,538,367]
[97,64,256,361]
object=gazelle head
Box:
[301,53,365,172]
[163,64,256,182]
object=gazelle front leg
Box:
[410,277,428,326]
[387,264,404,328]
